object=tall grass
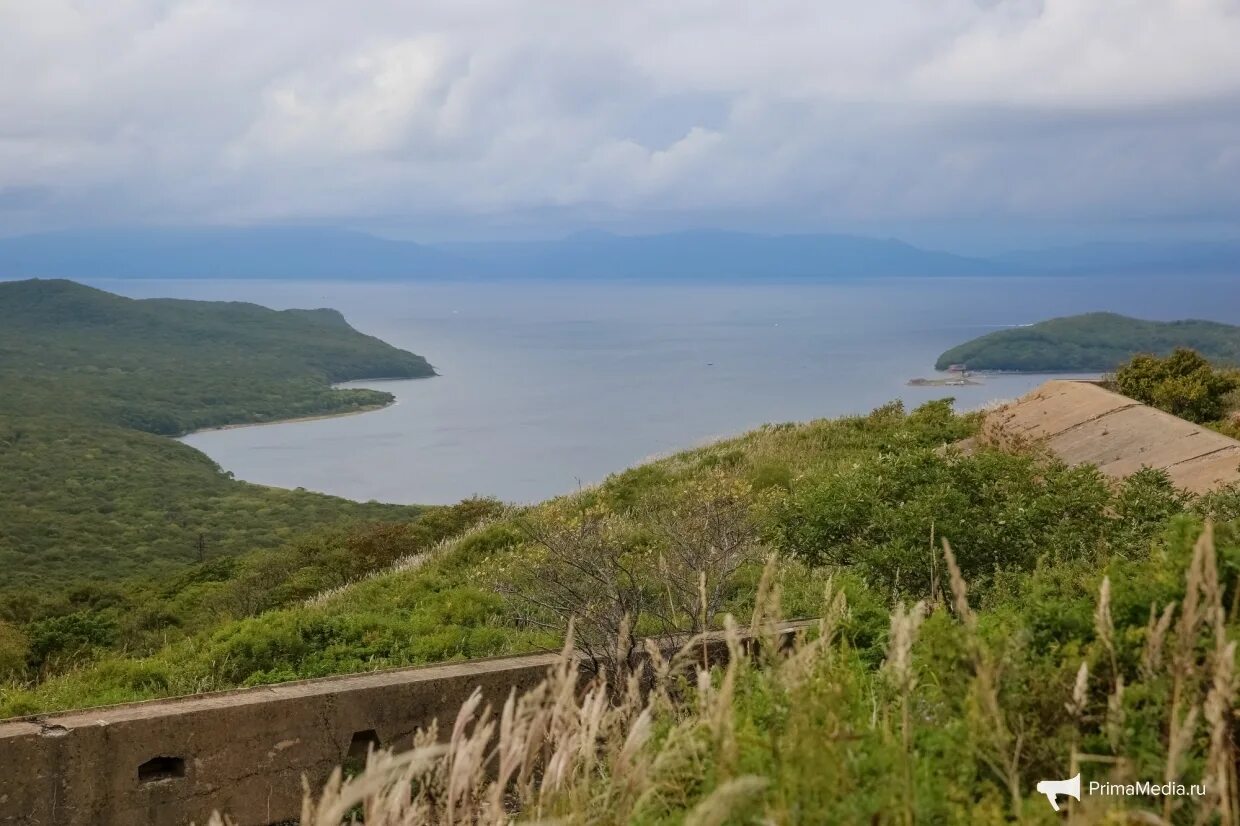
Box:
[209,530,1238,825]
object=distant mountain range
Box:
[996,241,1240,274]
[0,228,457,280]
[439,229,1005,278]
[0,226,1237,280]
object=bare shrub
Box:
[502,475,763,677]
[502,505,653,676]
[643,474,764,638]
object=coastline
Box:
[907,377,981,387]
[178,399,397,438]
[178,375,434,438]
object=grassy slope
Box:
[935,312,1240,372]
[0,278,434,589]
[7,395,1239,823]
[2,403,933,713]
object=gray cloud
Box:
[4,0,1240,244]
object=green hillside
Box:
[0,279,435,594]
[6,400,975,709]
[6,395,1239,823]
[0,396,1216,708]
[0,278,433,434]
[935,312,1240,372]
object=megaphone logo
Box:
[1035,774,1081,811]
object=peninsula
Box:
[0,279,436,591]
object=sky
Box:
[4,0,1240,251]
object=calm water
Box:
[90,275,1240,505]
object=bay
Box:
[89,274,1240,504]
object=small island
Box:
[935,312,1240,372]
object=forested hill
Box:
[0,279,434,435]
[935,312,1240,372]
[0,279,436,593]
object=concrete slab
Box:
[980,380,1240,493]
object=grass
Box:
[1,400,968,715]
[6,389,1239,822]
[210,530,1238,825]
[8,389,1240,826]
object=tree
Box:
[1113,348,1238,423]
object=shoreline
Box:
[178,399,398,439]
[907,377,982,387]
[939,369,1102,376]
[178,375,433,438]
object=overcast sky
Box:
[4,0,1240,250]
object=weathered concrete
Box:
[0,652,557,826]
[0,623,812,826]
[979,380,1240,493]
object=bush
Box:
[25,611,119,672]
[771,446,1182,596]
[0,622,29,680]
[1113,348,1238,423]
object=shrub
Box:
[771,446,1180,596]
[25,611,119,673]
[0,622,28,680]
[1113,348,1238,423]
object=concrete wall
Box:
[979,380,1240,493]
[0,652,560,826]
[0,624,810,826]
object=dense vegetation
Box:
[1115,348,1240,424]
[935,312,1240,372]
[0,279,442,674]
[0,278,433,434]
[0,498,500,683]
[0,418,422,586]
[3,399,1227,707]
[9,395,1238,822]
[285,523,1240,825]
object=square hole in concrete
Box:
[138,756,185,784]
[347,729,382,765]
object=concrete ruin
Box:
[0,624,810,826]
[0,651,558,826]
[977,379,1240,493]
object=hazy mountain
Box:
[996,241,1240,274]
[438,229,1008,278]
[7,227,1234,281]
[0,226,1007,280]
[0,227,461,279]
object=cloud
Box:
[3,0,1240,241]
